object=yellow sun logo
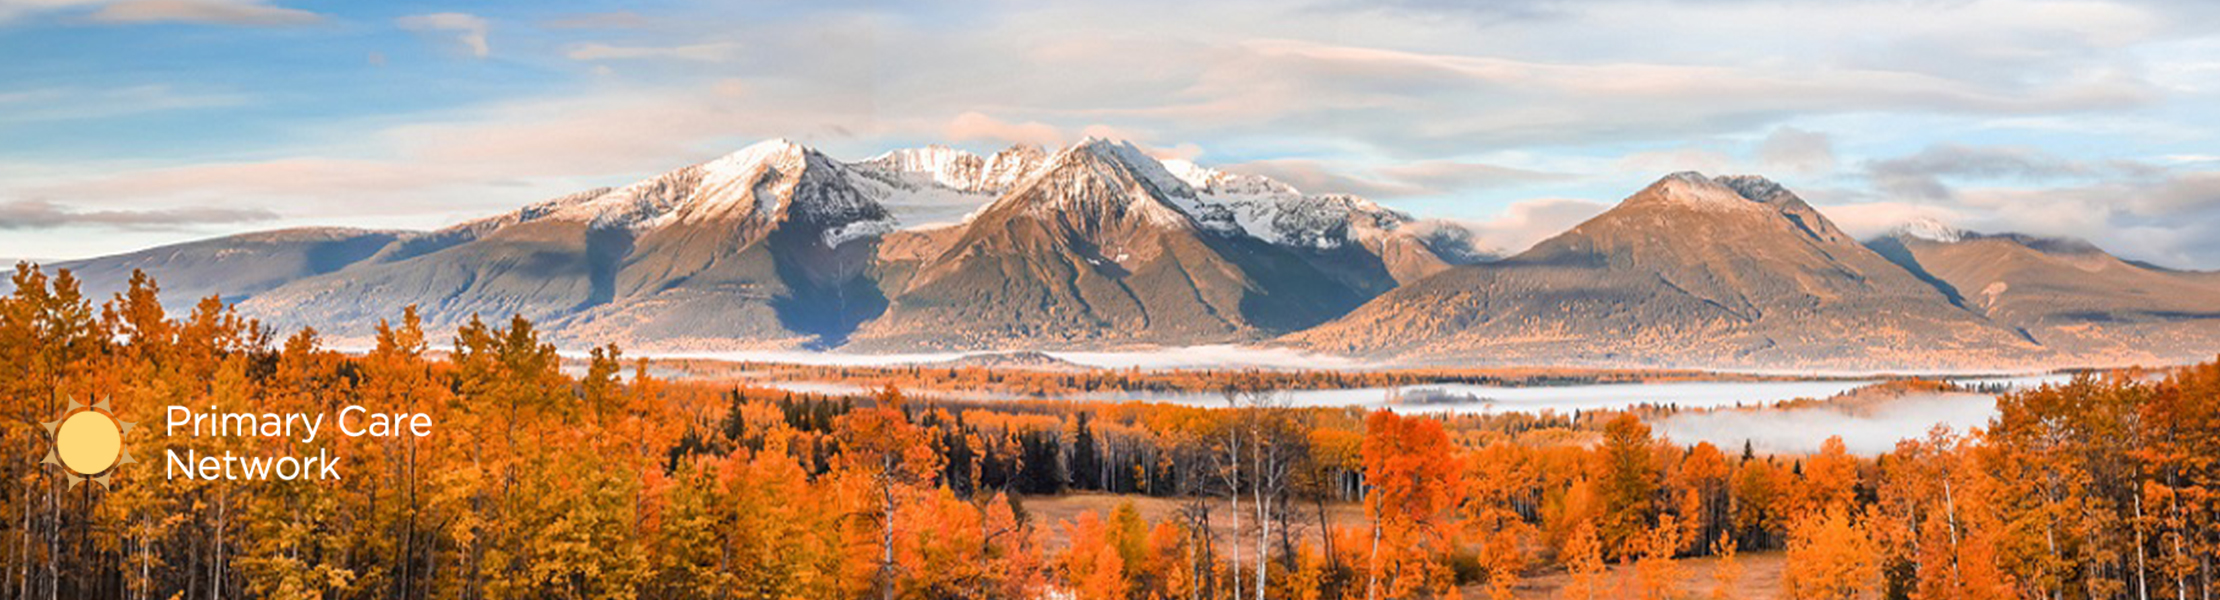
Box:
[40,395,137,489]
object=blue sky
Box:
[5,0,2220,266]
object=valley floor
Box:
[1023,494,1790,599]
[1497,553,1785,600]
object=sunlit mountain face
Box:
[41,140,2220,370]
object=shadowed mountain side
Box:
[49,227,408,312]
[239,139,897,349]
[239,218,613,339]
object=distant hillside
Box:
[1868,223,2220,364]
[1286,173,2043,370]
[49,227,408,311]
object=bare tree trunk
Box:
[1364,502,1381,600]
[880,460,897,600]
[46,483,56,600]
[2136,492,2150,600]
[2170,486,2187,600]
[1253,431,1269,600]
[401,439,417,600]
[1316,494,1335,572]
[1223,423,1242,598]
[17,480,30,600]
[1943,477,1963,586]
[138,516,149,600]
[213,486,225,600]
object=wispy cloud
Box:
[943,112,1068,149]
[1217,158,1566,199]
[1452,197,1610,255]
[1863,143,2159,200]
[540,11,646,29]
[0,199,277,230]
[0,85,247,122]
[566,42,740,63]
[11,0,2220,265]
[88,0,318,27]
[1755,127,1838,175]
[397,12,489,58]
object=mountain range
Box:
[32,138,2220,370]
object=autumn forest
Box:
[4,264,2219,599]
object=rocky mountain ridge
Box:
[29,141,2220,369]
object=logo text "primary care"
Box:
[161,406,432,481]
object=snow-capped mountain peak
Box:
[860,143,1046,193]
[1161,159,1302,198]
[862,145,983,187]
[1034,146,1422,251]
[445,138,896,250]
[1713,174,1793,204]
[1062,137,1197,199]
[701,138,813,181]
[975,137,1201,229]
[1892,217,1969,243]
[1638,171,1773,211]
[645,137,858,227]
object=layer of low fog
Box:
[632,345,1378,370]
[1651,392,2000,456]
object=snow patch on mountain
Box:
[1160,159,1415,249]
[1714,175,1794,204]
[856,139,1436,253]
[861,144,1047,193]
[863,145,980,189]
[1074,138,1197,199]
[1643,171,1774,212]
[424,138,905,252]
[823,217,898,248]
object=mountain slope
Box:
[58,137,2219,368]
[1870,224,2220,363]
[240,139,901,348]
[1288,173,2041,369]
[1161,159,1483,286]
[857,146,1482,291]
[50,227,407,311]
[851,139,1381,349]
[118,137,1468,351]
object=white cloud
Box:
[1837,142,2220,265]
[1824,202,1969,240]
[1618,147,1738,175]
[1453,197,1611,255]
[1219,159,1424,198]
[1756,127,1838,174]
[0,199,277,230]
[1218,157,1566,199]
[943,112,1067,148]
[566,42,740,63]
[397,12,489,58]
[1862,142,2158,199]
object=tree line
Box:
[1,265,2216,599]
